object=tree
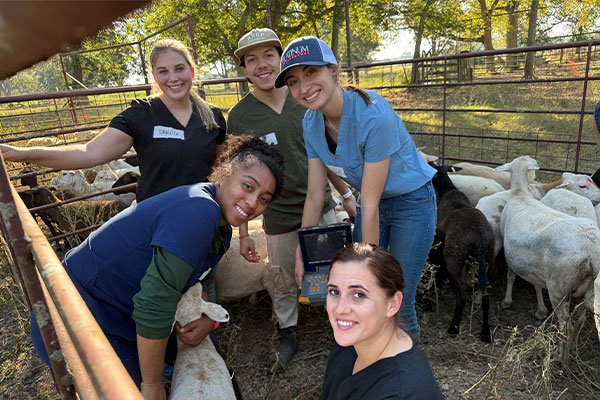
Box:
[523,0,539,79]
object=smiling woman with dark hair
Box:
[29,135,284,399]
[321,243,443,400]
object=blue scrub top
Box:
[302,89,435,198]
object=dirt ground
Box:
[1,255,599,399]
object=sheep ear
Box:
[495,162,510,171]
[562,172,574,180]
[202,302,230,323]
[556,182,567,188]
[528,164,540,171]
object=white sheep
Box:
[51,169,135,205]
[215,221,281,303]
[417,148,438,163]
[452,162,512,189]
[475,190,512,258]
[92,169,119,192]
[497,156,600,332]
[449,175,504,206]
[108,159,140,176]
[476,172,600,258]
[170,283,235,400]
[26,136,59,147]
[540,188,598,225]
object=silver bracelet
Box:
[342,189,353,199]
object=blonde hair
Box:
[148,38,218,131]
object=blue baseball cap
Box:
[274,36,338,88]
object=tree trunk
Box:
[330,0,345,60]
[524,0,539,79]
[505,0,519,71]
[478,0,495,73]
[410,0,435,85]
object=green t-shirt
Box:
[227,92,336,235]
[132,227,228,339]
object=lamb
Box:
[429,161,494,342]
[448,174,504,206]
[497,156,600,337]
[451,162,512,189]
[170,282,235,400]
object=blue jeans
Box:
[353,182,437,331]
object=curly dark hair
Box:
[210,134,285,200]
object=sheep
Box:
[18,186,128,240]
[111,171,140,194]
[476,172,600,258]
[541,189,598,225]
[51,169,135,205]
[25,136,59,147]
[107,159,140,176]
[417,147,438,163]
[448,174,504,206]
[18,168,38,188]
[451,162,512,189]
[497,156,600,338]
[170,282,235,400]
[215,220,282,303]
[19,186,62,237]
[429,161,494,342]
[91,169,119,192]
[475,190,512,258]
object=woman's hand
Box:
[0,144,26,162]
[175,316,214,347]
[342,194,357,220]
[295,244,305,289]
[239,235,261,262]
[140,381,166,400]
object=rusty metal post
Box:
[574,42,593,173]
[187,14,198,65]
[0,155,77,399]
[441,57,448,163]
[0,217,32,311]
[58,54,78,124]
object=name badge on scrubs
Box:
[153,125,185,140]
[260,132,278,145]
[326,164,347,178]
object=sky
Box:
[373,29,417,61]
